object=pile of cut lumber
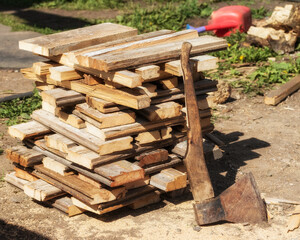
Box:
[5,23,226,217]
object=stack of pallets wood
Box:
[5,23,227,217]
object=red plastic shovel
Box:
[187,5,252,37]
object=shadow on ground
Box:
[207,131,271,196]
[0,7,93,32]
[0,219,50,240]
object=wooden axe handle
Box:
[181,42,214,202]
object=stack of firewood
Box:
[5,23,226,217]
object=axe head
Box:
[194,172,267,225]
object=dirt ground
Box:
[0,72,299,239]
[0,1,300,239]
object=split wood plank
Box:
[135,65,160,80]
[42,101,61,116]
[57,110,86,129]
[77,173,102,188]
[150,168,187,192]
[62,30,173,67]
[135,127,172,145]
[6,145,44,167]
[31,144,113,186]
[34,164,117,204]
[144,154,183,175]
[19,23,138,56]
[136,83,158,98]
[40,88,85,107]
[124,176,150,190]
[24,178,64,201]
[45,133,76,153]
[5,171,30,190]
[82,74,103,85]
[43,157,71,176]
[50,196,85,217]
[76,103,135,129]
[89,35,227,71]
[14,167,39,182]
[158,77,178,89]
[62,81,151,110]
[74,113,185,141]
[264,75,300,105]
[135,149,169,167]
[94,160,145,187]
[128,191,161,209]
[138,101,182,121]
[35,82,56,91]
[31,109,133,155]
[79,29,198,68]
[171,140,223,162]
[32,61,60,75]
[164,55,218,76]
[49,66,82,81]
[86,96,128,113]
[8,121,51,140]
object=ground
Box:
[0,1,300,239]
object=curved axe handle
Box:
[181,42,214,202]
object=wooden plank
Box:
[76,103,135,129]
[81,74,102,85]
[49,66,82,81]
[5,172,30,190]
[6,145,44,167]
[57,110,86,129]
[42,101,61,116]
[31,109,133,154]
[40,88,85,107]
[8,121,51,140]
[139,102,182,121]
[158,77,178,89]
[181,41,214,202]
[78,173,102,188]
[45,133,76,153]
[144,154,183,175]
[124,176,150,190]
[77,114,185,141]
[89,35,227,71]
[24,178,64,201]
[86,96,128,113]
[135,65,160,80]
[35,82,56,91]
[14,167,39,182]
[62,81,151,110]
[50,196,85,217]
[43,157,71,176]
[128,191,161,209]
[164,55,218,76]
[80,29,198,68]
[61,30,172,67]
[264,75,300,105]
[150,168,187,192]
[94,160,145,187]
[31,144,113,186]
[19,23,138,56]
[135,127,172,145]
[34,164,117,204]
[32,61,60,75]
[136,83,157,98]
[135,149,169,167]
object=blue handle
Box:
[186,24,206,33]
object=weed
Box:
[251,6,270,19]
[110,1,212,33]
[231,57,300,95]
[0,88,42,126]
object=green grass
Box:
[0,88,42,126]
[251,6,270,19]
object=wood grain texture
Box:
[19,23,137,56]
[264,75,300,105]
[181,41,214,202]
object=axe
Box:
[181,42,267,225]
